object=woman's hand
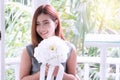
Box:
[52,66,59,76]
[45,63,59,77]
[45,63,49,76]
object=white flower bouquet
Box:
[34,36,69,80]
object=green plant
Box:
[5,2,32,79]
[5,67,15,80]
[5,2,32,58]
[50,0,90,56]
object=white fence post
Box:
[84,63,89,80]
[15,65,20,80]
[100,47,107,80]
[116,64,120,80]
[0,0,5,80]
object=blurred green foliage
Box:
[5,0,120,80]
[5,2,32,58]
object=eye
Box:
[36,22,40,26]
[44,21,49,25]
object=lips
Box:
[40,31,48,38]
[41,31,48,35]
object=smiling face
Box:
[36,13,58,39]
[31,4,65,47]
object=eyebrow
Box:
[42,20,49,22]
[36,19,49,23]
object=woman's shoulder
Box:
[65,41,76,56]
[26,43,33,48]
[25,43,34,57]
[65,41,76,50]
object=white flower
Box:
[34,36,69,65]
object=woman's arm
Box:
[63,45,79,80]
[19,48,40,80]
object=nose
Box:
[39,25,46,32]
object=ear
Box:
[55,20,58,28]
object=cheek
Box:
[51,23,56,31]
[36,27,40,35]
[49,26,56,34]
[36,27,39,33]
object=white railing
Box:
[5,57,120,80]
[5,58,20,80]
[77,57,120,80]
[5,34,120,80]
[84,34,120,80]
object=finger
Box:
[46,63,49,68]
[45,66,48,76]
[53,66,59,76]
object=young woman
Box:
[20,4,79,80]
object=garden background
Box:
[3,0,120,80]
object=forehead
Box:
[37,13,51,22]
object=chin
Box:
[42,35,55,39]
[42,36,48,39]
